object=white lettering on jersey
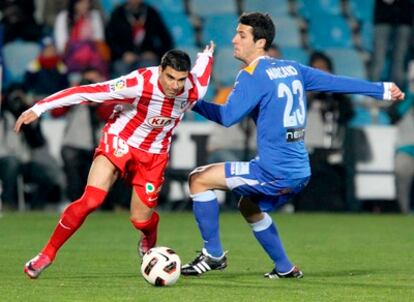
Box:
[266,66,298,80]
[278,80,305,128]
[112,136,129,157]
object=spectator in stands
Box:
[2,84,64,209]
[306,51,354,149]
[296,51,354,211]
[392,96,414,214]
[39,0,68,32]
[0,97,24,210]
[0,0,43,43]
[39,0,104,34]
[369,0,414,89]
[54,0,109,76]
[50,68,109,202]
[23,37,69,100]
[388,63,414,214]
[106,0,173,77]
[267,43,282,59]
[49,67,129,209]
[207,97,256,164]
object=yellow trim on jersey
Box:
[243,61,259,75]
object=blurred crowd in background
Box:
[1,0,414,214]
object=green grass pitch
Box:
[0,211,413,301]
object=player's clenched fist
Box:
[390,83,405,101]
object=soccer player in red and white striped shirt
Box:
[16,42,215,279]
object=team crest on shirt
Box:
[145,183,155,194]
[110,79,126,92]
[148,116,174,128]
[180,100,193,112]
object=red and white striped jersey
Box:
[31,52,213,154]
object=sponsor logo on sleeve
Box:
[110,79,126,92]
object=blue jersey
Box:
[193,56,389,179]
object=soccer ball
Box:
[141,247,181,286]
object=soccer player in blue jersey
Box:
[181,12,405,278]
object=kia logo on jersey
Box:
[148,116,174,128]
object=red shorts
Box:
[94,133,169,208]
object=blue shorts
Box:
[225,161,310,212]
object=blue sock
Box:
[251,213,293,273]
[192,190,223,257]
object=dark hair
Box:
[239,12,275,51]
[160,49,191,72]
[67,0,93,29]
[309,51,333,72]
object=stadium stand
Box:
[202,13,239,47]
[189,0,237,18]
[297,0,343,19]
[160,12,196,46]
[275,16,303,48]
[100,0,123,18]
[307,14,353,49]
[359,21,374,52]
[3,41,41,84]
[325,48,367,79]
[146,0,186,14]
[348,0,375,23]
[280,46,309,65]
[101,0,186,18]
[213,47,241,86]
[244,0,290,17]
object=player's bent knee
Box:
[188,171,199,187]
[189,165,210,186]
[68,196,103,217]
[65,186,107,221]
[134,186,159,209]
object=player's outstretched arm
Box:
[14,110,38,133]
[300,64,405,100]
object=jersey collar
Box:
[248,55,268,67]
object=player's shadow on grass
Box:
[306,279,413,291]
[309,268,373,278]
[181,274,305,291]
[182,271,299,287]
[182,271,263,278]
[57,273,139,280]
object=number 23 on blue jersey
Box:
[277,80,306,128]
